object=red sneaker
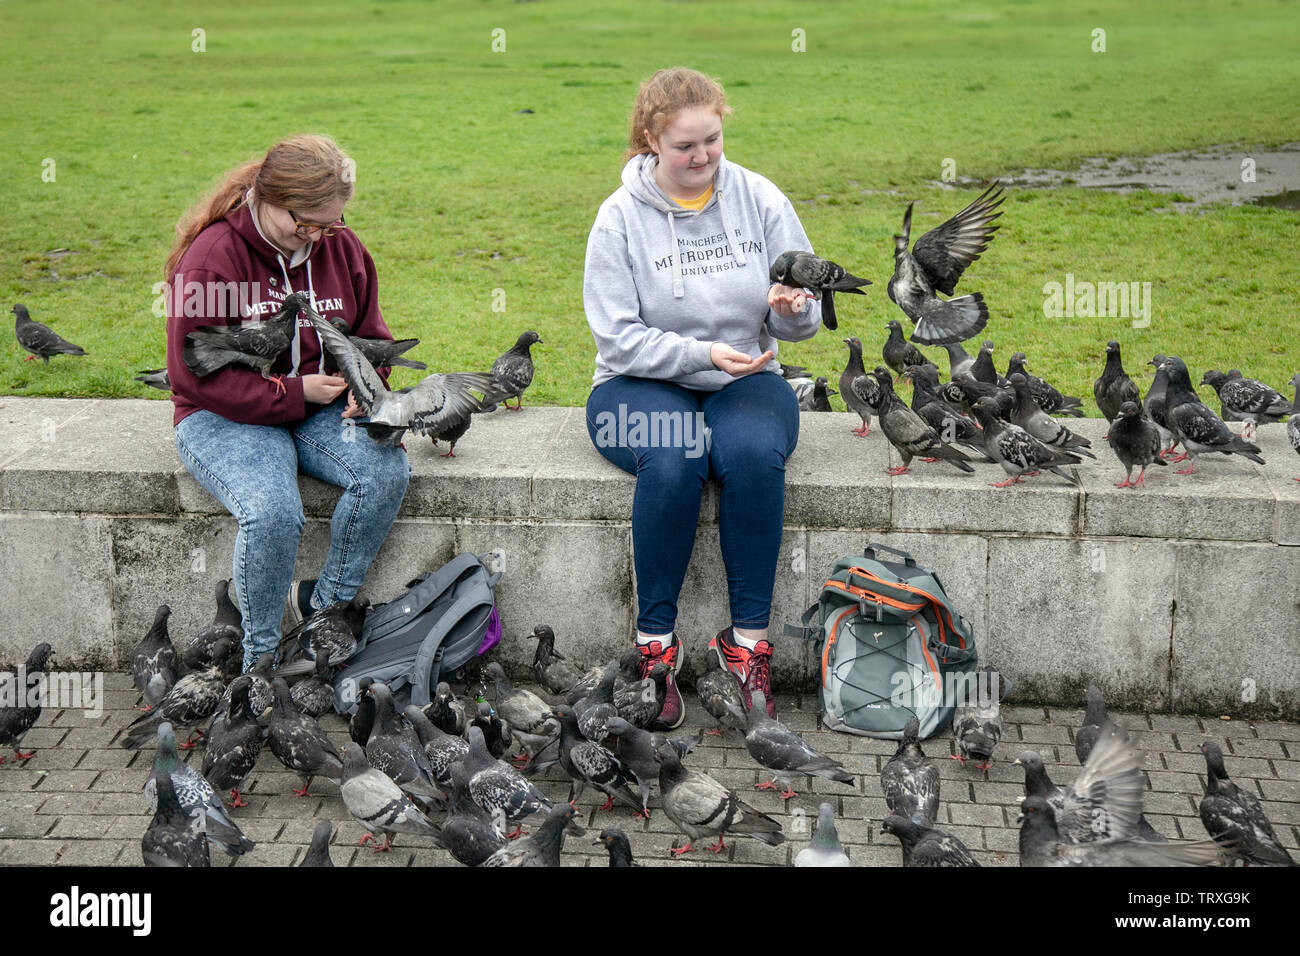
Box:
[708,627,776,719]
[638,637,685,730]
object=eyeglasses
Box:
[290,211,347,238]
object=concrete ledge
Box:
[1,397,1297,716]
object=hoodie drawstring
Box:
[275,254,321,377]
[666,212,685,299]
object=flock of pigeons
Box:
[2,594,1293,867]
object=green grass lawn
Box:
[2,0,1297,412]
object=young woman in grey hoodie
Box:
[583,68,824,731]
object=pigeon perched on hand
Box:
[485,330,542,411]
[839,337,875,436]
[145,722,254,857]
[742,691,855,799]
[340,741,437,852]
[1006,352,1083,417]
[1200,369,1293,441]
[1199,740,1295,866]
[769,251,871,331]
[309,307,494,445]
[183,291,308,394]
[873,367,975,476]
[795,803,852,867]
[887,183,1004,345]
[883,320,929,377]
[657,742,784,856]
[12,304,87,364]
[1162,357,1264,474]
[130,605,179,711]
[1108,401,1166,489]
[1093,340,1141,437]
[141,772,209,868]
[880,717,939,828]
[882,815,980,867]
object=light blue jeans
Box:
[174,397,410,670]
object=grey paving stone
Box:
[1149,715,1206,733]
[0,838,64,864]
[947,803,1007,828]
[1251,721,1300,741]
[1017,724,1072,745]
[232,843,301,867]
[1227,738,1289,758]
[1259,800,1300,825]
[1147,771,1205,794]
[52,840,130,866]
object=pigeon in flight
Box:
[12,304,87,363]
[769,251,871,331]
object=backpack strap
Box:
[360,552,485,650]
[784,602,823,641]
[407,581,496,707]
[864,542,917,568]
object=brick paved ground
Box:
[1,672,1297,867]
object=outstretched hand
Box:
[710,344,775,377]
[768,283,809,318]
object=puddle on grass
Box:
[930,143,1300,211]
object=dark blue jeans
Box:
[585,371,799,636]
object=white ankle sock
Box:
[636,631,674,647]
[731,627,767,650]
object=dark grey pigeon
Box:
[899,364,987,459]
[880,717,940,828]
[481,803,585,867]
[613,655,667,730]
[425,681,470,737]
[201,676,265,809]
[1143,354,1184,460]
[13,303,86,363]
[1007,374,1096,458]
[873,367,975,476]
[298,820,335,867]
[184,579,242,678]
[340,741,437,852]
[471,700,514,761]
[742,690,855,798]
[1289,407,1299,479]
[1018,796,1226,867]
[486,661,558,759]
[464,725,551,837]
[887,183,1004,345]
[436,760,505,866]
[883,319,929,377]
[1015,745,1170,844]
[208,652,274,738]
[290,653,336,719]
[969,340,1004,386]
[550,705,644,814]
[484,330,542,411]
[1093,340,1141,435]
[795,803,851,867]
[769,250,871,331]
[945,374,1015,421]
[882,815,979,867]
[145,722,254,857]
[133,368,171,391]
[951,666,1009,770]
[183,292,307,392]
[606,715,702,815]
[142,771,209,868]
[840,337,875,436]
[1199,741,1295,866]
[1073,685,1108,764]
[0,643,54,763]
[275,594,369,677]
[696,651,747,737]
[657,743,784,856]
[799,376,837,412]
[404,704,468,791]
[429,408,473,457]
[364,682,441,800]
[350,676,377,748]
[131,605,179,711]
[779,362,810,380]
[595,828,638,867]
[120,641,230,750]
[969,397,1081,487]
[309,307,493,445]
[529,624,591,695]
[323,314,426,370]
[1006,352,1083,417]
[1201,369,1293,441]
[573,661,619,742]
[266,677,344,796]
[1108,401,1166,489]
[1163,357,1264,474]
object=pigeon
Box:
[612,654,668,730]
[696,651,747,737]
[464,725,552,837]
[201,676,266,808]
[364,682,441,799]
[969,340,1004,386]
[208,652,274,738]
[1093,340,1141,436]
[436,760,506,866]
[266,677,344,796]
[1290,408,1300,480]
[742,691,855,798]
[183,292,308,394]
[795,803,852,867]
[872,367,974,475]
[290,653,336,719]
[572,661,619,742]
[883,320,929,377]
[882,815,980,867]
[0,642,54,764]
[1199,741,1295,866]
[298,820,335,867]
[12,304,87,363]
[941,341,976,381]
[1074,685,1108,765]
[130,605,179,711]
[275,594,369,678]
[1005,352,1083,417]
[769,251,872,332]
[1018,795,1227,867]
[429,409,474,458]
[1163,357,1264,474]
[481,803,585,867]
[945,374,1015,422]
[779,362,811,380]
[1014,743,1162,844]
[133,368,171,391]
[349,676,377,747]
[308,307,494,445]
[1143,354,1181,459]
[951,666,1010,771]
[1201,370,1293,441]
[969,397,1081,487]
[472,700,515,761]
[404,704,469,791]
[486,662,559,759]
[323,315,426,370]
[880,717,940,828]
[595,828,637,867]
[141,771,209,868]
[656,742,784,856]
[119,641,230,750]
[887,182,1004,344]
[1108,401,1166,489]
[1007,374,1096,458]
[426,681,470,737]
[799,376,837,412]
[145,722,254,857]
[1012,750,1068,814]
[605,716,702,815]
[899,364,986,458]
[340,741,437,852]
[839,337,875,436]
[529,624,593,695]
[184,579,243,678]
[550,705,645,813]
[482,330,542,412]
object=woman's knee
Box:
[241,488,305,540]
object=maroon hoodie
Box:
[165,202,393,427]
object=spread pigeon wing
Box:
[309,310,388,412]
[911,183,1005,296]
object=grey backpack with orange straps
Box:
[786,543,977,739]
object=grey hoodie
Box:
[584,153,823,391]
